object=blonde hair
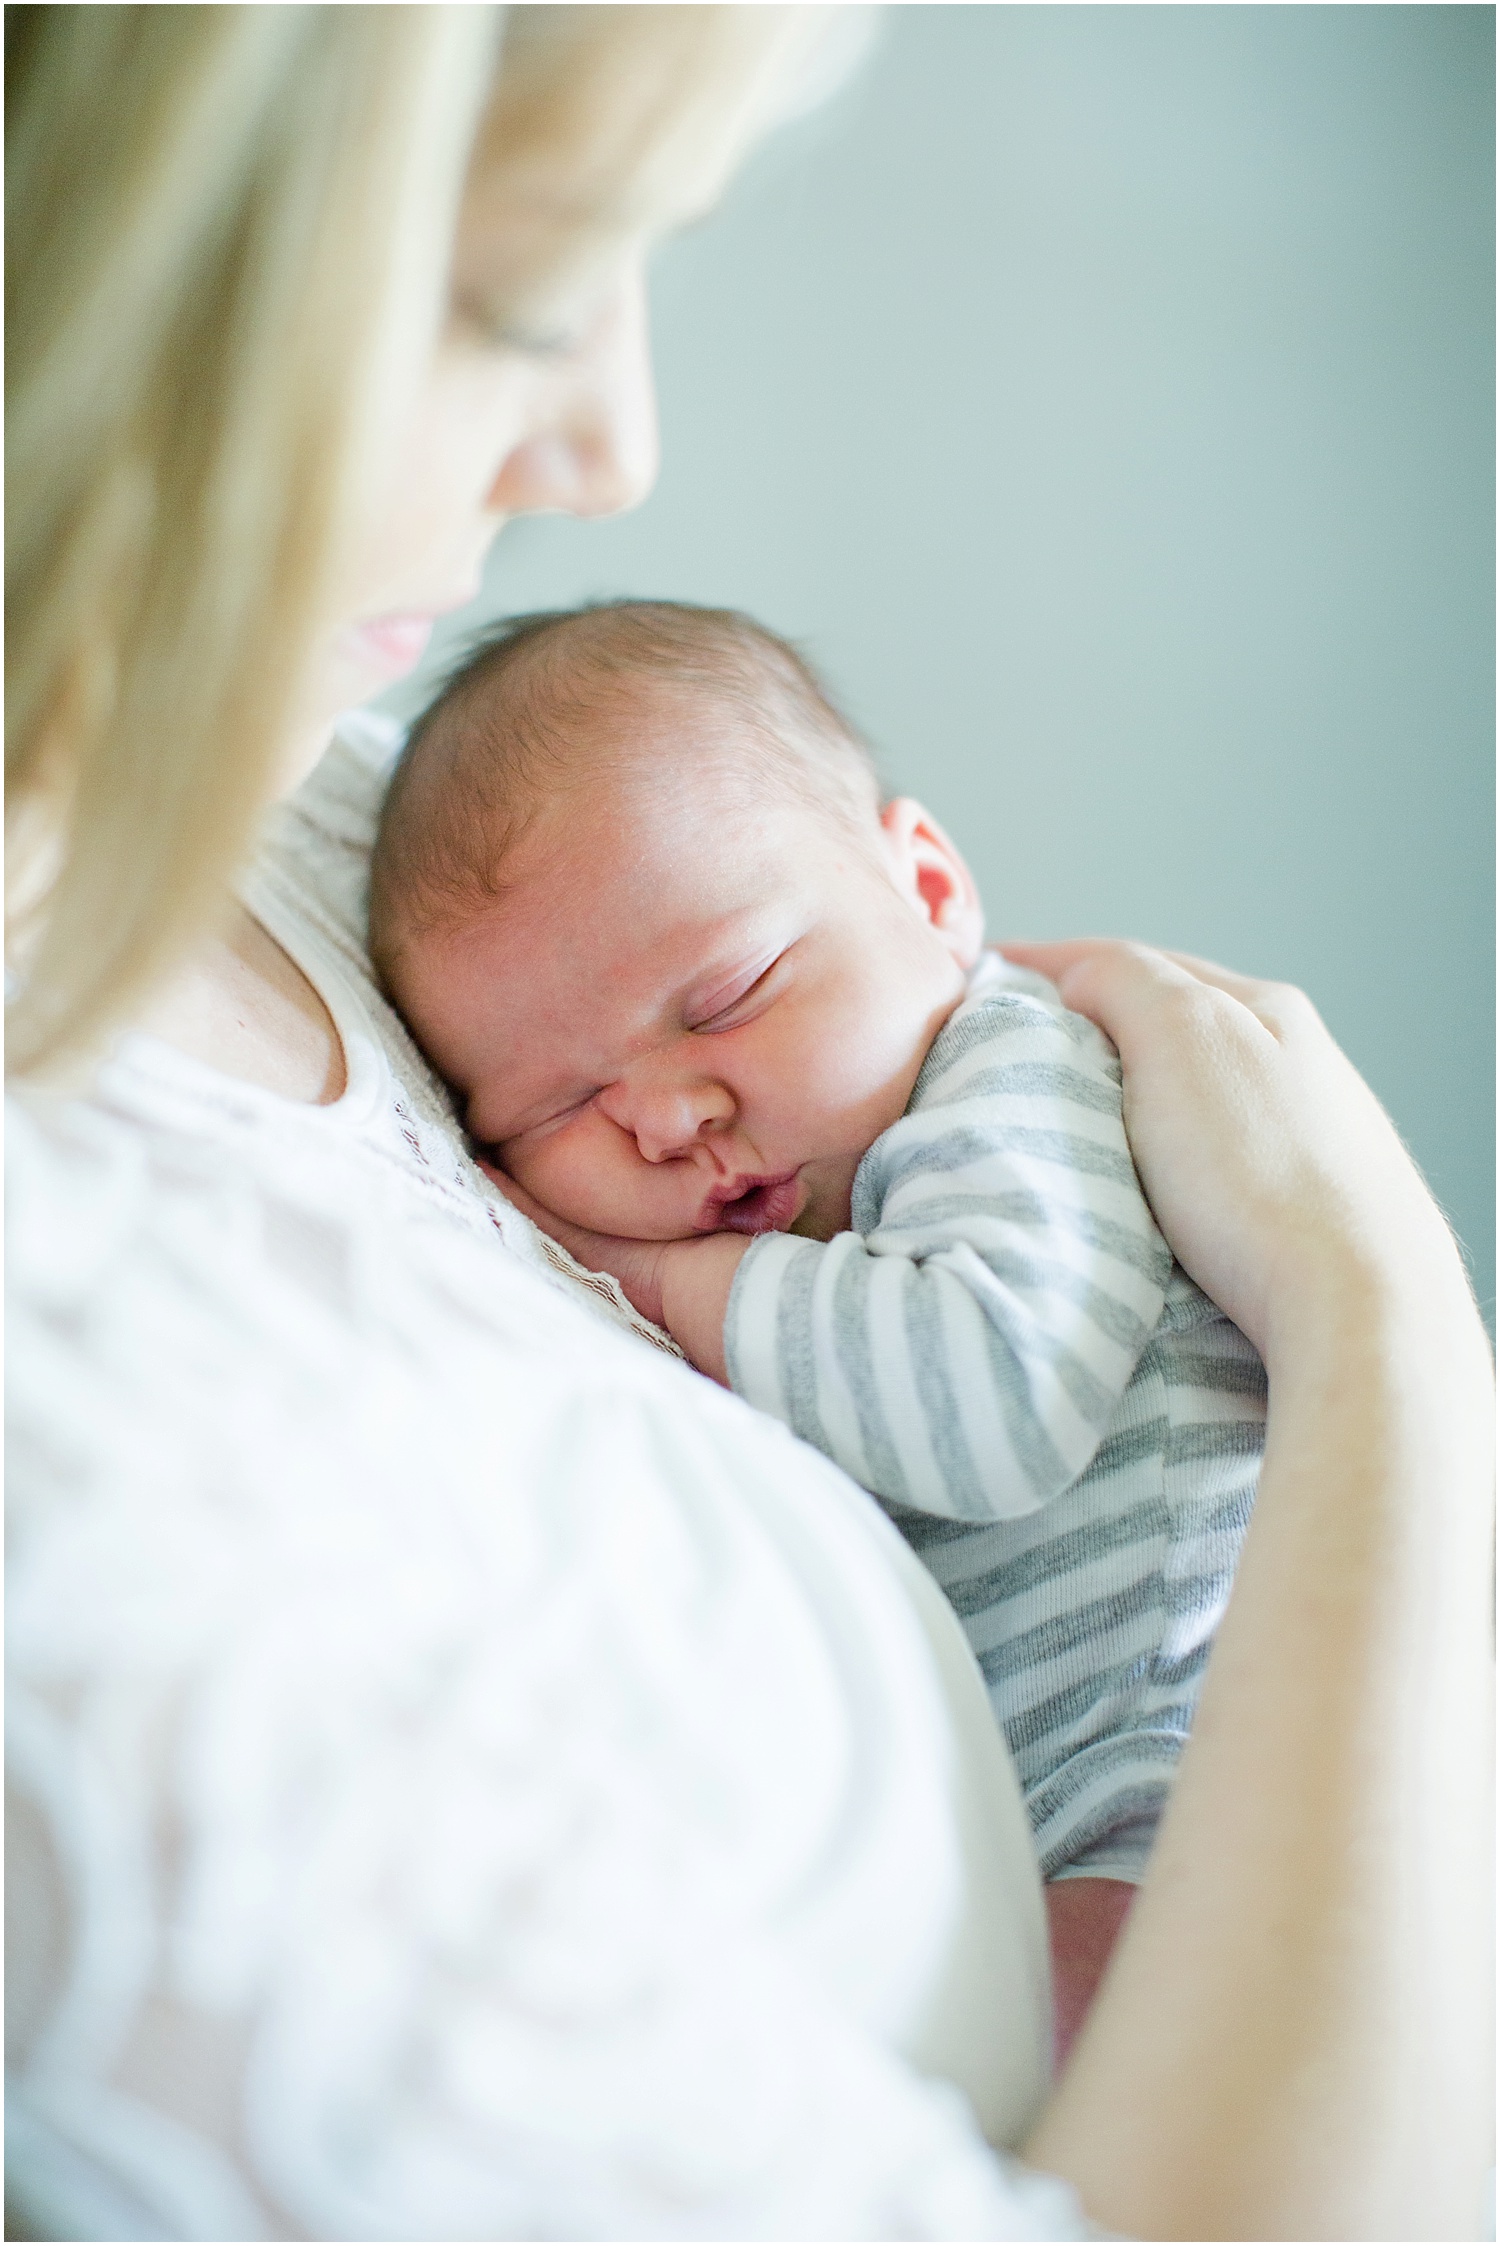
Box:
[5,5,497,1077]
[5,5,865,1079]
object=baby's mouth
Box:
[706,1172,803,1236]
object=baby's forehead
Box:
[494,755,807,916]
[488,668,854,834]
[379,639,885,996]
[431,754,861,997]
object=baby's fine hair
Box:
[369,599,880,971]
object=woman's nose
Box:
[488,266,660,521]
[598,1074,735,1163]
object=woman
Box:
[8,8,1491,2239]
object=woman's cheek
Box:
[347,345,529,617]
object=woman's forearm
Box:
[1026,1239,1493,2240]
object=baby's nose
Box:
[603,1075,735,1162]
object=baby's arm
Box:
[724,973,1172,1520]
[478,1163,751,1375]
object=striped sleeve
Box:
[724,961,1173,1523]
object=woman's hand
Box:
[1006,939,1493,2241]
[1001,938,1475,1365]
[478,1160,750,1380]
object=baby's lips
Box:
[714,1174,802,1236]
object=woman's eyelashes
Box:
[450,289,585,361]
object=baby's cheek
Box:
[782,1010,915,1137]
[502,1118,683,1240]
[500,1129,602,1229]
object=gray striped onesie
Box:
[725,953,1266,1881]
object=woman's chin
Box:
[342,614,437,681]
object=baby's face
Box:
[396,753,978,1245]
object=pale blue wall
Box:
[391,5,1494,1318]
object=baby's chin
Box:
[565,1204,699,1242]
[789,1205,844,1243]
[787,1162,857,1242]
[561,1184,806,1242]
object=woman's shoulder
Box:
[253,706,401,959]
[246,707,464,1148]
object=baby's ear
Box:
[879,797,985,970]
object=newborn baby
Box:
[371,599,1266,1886]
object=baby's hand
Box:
[478,1161,672,1322]
[479,1160,751,1381]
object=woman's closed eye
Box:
[450,288,587,361]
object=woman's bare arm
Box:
[1009,941,1493,2242]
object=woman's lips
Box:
[709,1174,803,1236]
[344,613,439,679]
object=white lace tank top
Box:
[6,714,1093,2240]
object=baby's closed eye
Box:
[685,951,788,1034]
[493,1089,603,1151]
